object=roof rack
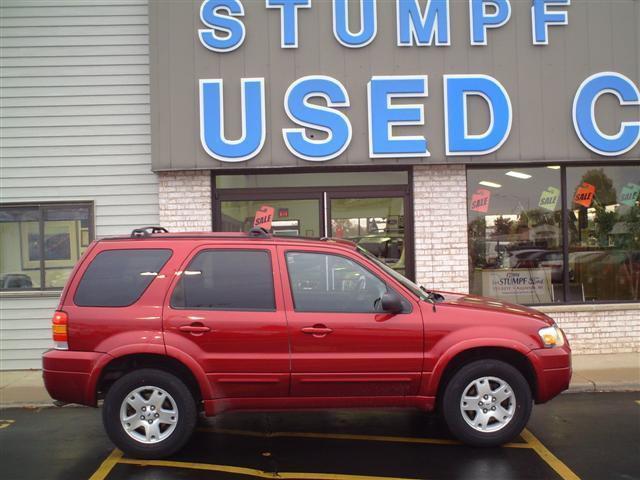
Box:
[248,226,270,239]
[131,226,169,238]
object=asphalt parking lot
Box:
[0,392,638,480]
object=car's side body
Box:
[43,233,571,417]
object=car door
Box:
[163,244,289,399]
[278,245,424,397]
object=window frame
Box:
[466,162,640,306]
[283,249,412,314]
[0,201,94,294]
[169,248,277,312]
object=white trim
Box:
[198,0,246,53]
[367,74,430,158]
[444,73,513,156]
[572,71,640,157]
[332,0,378,48]
[199,77,267,162]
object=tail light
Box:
[52,311,69,350]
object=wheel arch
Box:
[95,353,204,408]
[432,346,537,410]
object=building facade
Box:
[1,0,638,369]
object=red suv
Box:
[43,227,571,458]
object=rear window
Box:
[74,249,172,307]
[171,249,275,311]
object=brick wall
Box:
[413,165,469,293]
[537,306,640,355]
[158,171,212,231]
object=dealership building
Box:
[1,0,638,370]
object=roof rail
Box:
[248,226,270,239]
[131,226,169,238]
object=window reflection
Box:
[567,166,640,302]
[467,167,563,304]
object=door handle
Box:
[301,325,333,336]
[178,323,211,334]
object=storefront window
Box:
[468,165,640,304]
[0,203,92,291]
[467,167,563,304]
[567,166,639,302]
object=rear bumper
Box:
[527,345,572,403]
[42,349,108,406]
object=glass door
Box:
[328,195,408,276]
[220,197,322,238]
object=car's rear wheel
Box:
[103,368,197,459]
[442,359,532,447]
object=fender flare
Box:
[85,344,213,405]
[426,338,534,396]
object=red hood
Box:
[435,291,555,325]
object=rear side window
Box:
[74,249,172,307]
[171,250,275,311]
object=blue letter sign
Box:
[198,0,246,52]
[531,0,570,45]
[469,0,511,46]
[283,75,352,161]
[573,72,640,156]
[444,74,512,156]
[266,0,311,48]
[199,78,266,162]
[396,0,450,46]
[368,75,430,158]
[333,0,377,48]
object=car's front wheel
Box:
[102,368,197,459]
[442,359,532,447]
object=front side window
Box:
[171,250,275,311]
[74,249,172,307]
[467,167,563,304]
[567,166,639,302]
[286,251,388,313]
[0,203,93,291]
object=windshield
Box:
[356,246,429,301]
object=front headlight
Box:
[538,325,565,348]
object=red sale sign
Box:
[253,205,274,230]
[573,182,596,208]
[470,189,491,213]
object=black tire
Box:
[441,359,532,447]
[102,368,197,459]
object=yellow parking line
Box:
[521,429,581,480]
[635,400,640,406]
[0,419,15,430]
[118,457,416,480]
[88,449,123,480]
[198,427,530,449]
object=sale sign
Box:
[620,183,640,207]
[573,182,596,208]
[470,189,491,213]
[538,186,560,211]
[253,205,275,230]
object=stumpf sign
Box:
[175,0,640,167]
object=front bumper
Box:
[42,349,108,406]
[527,344,572,403]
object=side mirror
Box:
[380,292,404,314]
